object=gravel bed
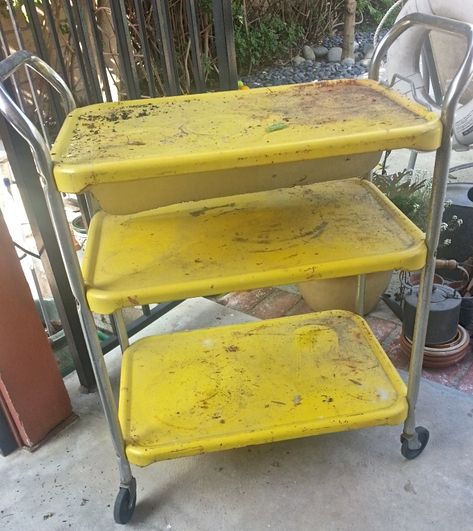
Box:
[241,30,385,88]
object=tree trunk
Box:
[342,0,357,60]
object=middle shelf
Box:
[82,178,426,314]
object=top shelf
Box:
[52,79,441,194]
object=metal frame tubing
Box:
[0,51,134,489]
[113,311,130,352]
[370,13,473,448]
[103,301,181,355]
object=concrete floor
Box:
[1,298,473,531]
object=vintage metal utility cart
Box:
[1,13,472,525]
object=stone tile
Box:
[384,330,473,392]
[456,357,473,395]
[366,316,398,343]
[422,357,473,390]
[285,298,313,316]
[383,336,409,372]
[214,288,273,313]
[380,324,402,349]
[251,289,301,319]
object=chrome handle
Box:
[369,12,473,130]
[0,51,75,183]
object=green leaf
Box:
[266,122,288,133]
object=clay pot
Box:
[400,325,470,368]
[298,270,392,316]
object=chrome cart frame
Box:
[0,12,471,524]
[370,13,473,452]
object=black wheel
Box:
[401,426,429,460]
[114,484,137,525]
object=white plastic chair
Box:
[376,0,473,169]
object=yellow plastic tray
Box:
[119,311,408,467]
[52,79,441,194]
[82,178,426,314]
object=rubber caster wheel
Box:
[401,426,429,460]
[114,481,136,524]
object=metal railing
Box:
[0,1,237,105]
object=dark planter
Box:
[438,183,473,280]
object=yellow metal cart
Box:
[1,12,472,525]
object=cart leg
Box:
[407,150,418,171]
[114,476,137,525]
[401,134,453,459]
[42,184,137,522]
[79,305,136,523]
[113,310,130,352]
[355,274,366,316]
[0,65,138,521]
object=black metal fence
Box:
[0,1,238,104]
[0,0,238,391]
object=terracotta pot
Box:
[298,271,392,316]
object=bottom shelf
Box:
[119,311,407,467]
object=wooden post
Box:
[342,0,357,60]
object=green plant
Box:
[234,10,304,73]
[197,0,212,14]
[356,0,397,27]
[231,0,344,73]
[372,169,431,230]
[373,169,463,249]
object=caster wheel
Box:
[401,426,429,460]
[114,481,137,524]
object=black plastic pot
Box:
[402,284,462,345]
[460,296,473,334]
